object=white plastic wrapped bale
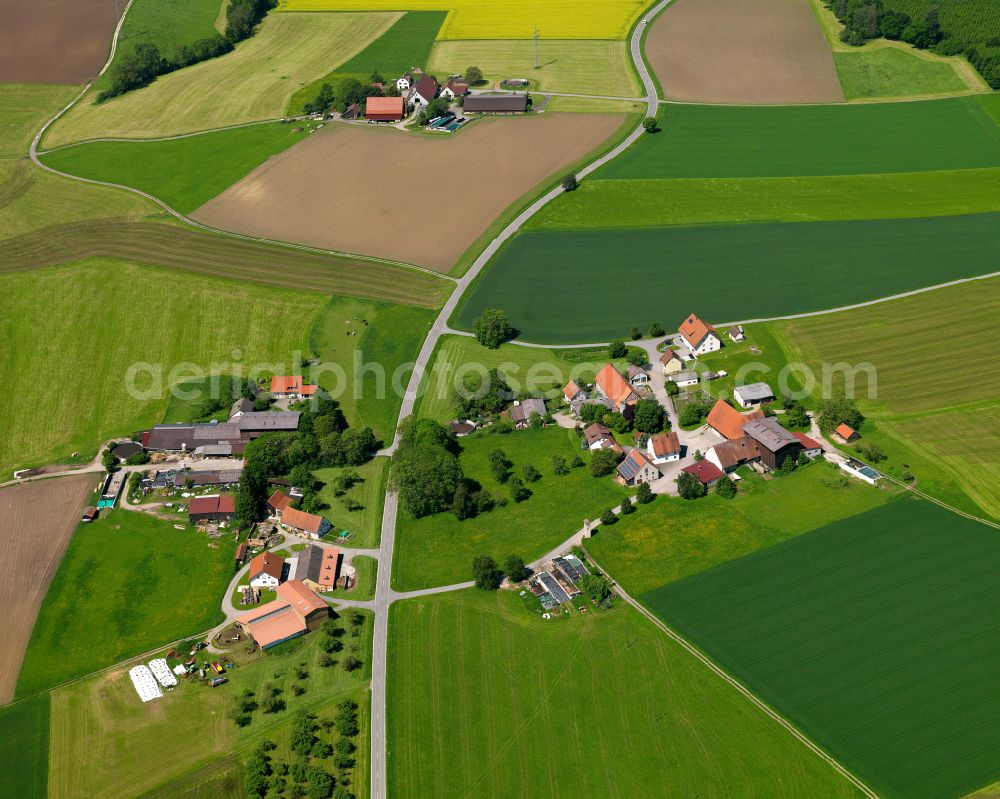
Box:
[129,665,163,702]
[149,658,178,688]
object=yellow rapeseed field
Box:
[276,0,646,40]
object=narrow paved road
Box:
[366,2,673,796]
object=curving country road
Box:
[366,2,674,796]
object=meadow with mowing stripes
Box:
[0,84,78,158]
[645,499,1000,799]
[528,168,1000,229]
[776,277,1000,518]
[393,427,632,591]
[41,123,313,213]
[428,39,640,96]
[45,12,400,145]
[599,95,1000,178]
[276,0,647,40]
[455,213,1000,343]
[0,221,451,305]
[387,590,862,798]
[0,259,323,477]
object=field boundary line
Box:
[584,551,881,799]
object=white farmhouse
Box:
[677,314,721,358]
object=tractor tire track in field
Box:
[0,221,450,308]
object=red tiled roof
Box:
[282,506,325,534]
[276,579,327,616]
[366,96,404,116]
[835,423,857,439]
[270,376,317,395]
[793,432,822,450]
[249,551,284,581]
[188,495,235,515]
[682,460,724,485]
[649,431,680,457]
[707,400,763,441]
[659,349,680,365]
[563,380,582,401]
[595,364,635,407]
[678,314,717,349]
[268,489,293,513]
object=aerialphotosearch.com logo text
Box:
[123,348,878,405]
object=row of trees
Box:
[303,77,390,116]
[472,553,526,589]
[99,0,275,101]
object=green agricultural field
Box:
[599,96,1000,179]
[91,0,224,94]
[393,427,632,590]
[308,295,437,438]
[428,39,641,96]
[834,46,973,99]
[314,458,389,548]
[45,12,400,145]
[47,621,372,799]
[776,277,1000,518]
[645,499,1000,799]
[291,11,446,111]
[454,213,1000,343]
[589,462,895,595]
[414,335,614,424]
[41,123,313,214]
[17,510,236,696]
[0,84,78,158]
[0,694,49,799]
[0,161,158,241]
[0,259,322,477]
[0,221,451,305]
[387,590,861,798]
[528,168,1000,229]
[327,555,377,601]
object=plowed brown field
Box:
[646,0,844,104]
[192,113,626,272]
[0,0,118,83]
[0,474,96,701]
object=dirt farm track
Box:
[0,0,119,84]
[193,113,626,272]
[646,0,845,104]
[0,474,96,702]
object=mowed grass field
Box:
[41,123,314,213]
[428,39,640,96]
[776,277,1000,518]
[0,694,49,799]
[387,590,861,798]
[0,259,323,477]
[393,427,632,590]
[0,221,451,304]
[644,500,1000,799]
[277,0,647,39]
[45,12,401,145]
[314,457,389,548]
[307,295,437,439]
[47,624,373,799]
[455,213,1000,343]
[528,168,1000,229]
[414,335,613,423]
[600,95,1000,178]
[17,509,236,696]
[0,475,97,702]
[588,462,894,595]
[0,84,78,158]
